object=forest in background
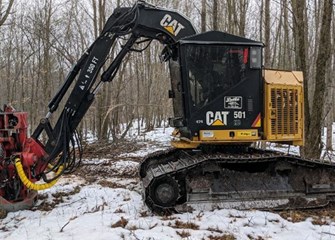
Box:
[0,0,334,158]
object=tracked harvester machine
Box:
[140,33,335,213]
[1,1,335,214]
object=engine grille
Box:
[264,69,303,145]
[270,88,299,135]
[265,84,303,143]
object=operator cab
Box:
[169,31,264,143]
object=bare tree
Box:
[264,0,270,67]
[304,0,333,158]
[291,0,311,157]
[0,0,14,26]
[201,0,206,32]
[0,0,334,150]
[212,0,218,30]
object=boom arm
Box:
[28,1,197,182]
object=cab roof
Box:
[179,31,264,46]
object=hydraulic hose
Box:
[14,158,63,191]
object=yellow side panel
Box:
[264,70,304,146]
[199,129,260,141]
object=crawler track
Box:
[139,147,335,214]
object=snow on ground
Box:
[120,126,174,157]
[2,126,335,240]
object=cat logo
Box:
[160,14,185,36]
[206,111,229,126]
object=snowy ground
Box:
[1,126,335,240]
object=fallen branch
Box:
[60,216,78,232]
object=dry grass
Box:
[52,186,81,198]
[81,140,144,160]
[228,213,245,218]
[278,203,335,224]
[311,218,328,225]
[176,230,191,238]
[279,211,307,223]
[123,197,131,201]
[0,209,7,219]
[207,227,223,233]
[279,209,331,225]
[207,234,236,240]
[173,220,199,230]
[196,211,204,220]
[37,186,82,211]
[247,235,265,240]
[114,208,125,213]
[139,211,149,217]
[98,180,124,188]
[111,217,128,228]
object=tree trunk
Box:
[201,0,206,32]
[291,0,311,157]
[264,0,270,67]
[212,0,218,30]
[303,0,333,158]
